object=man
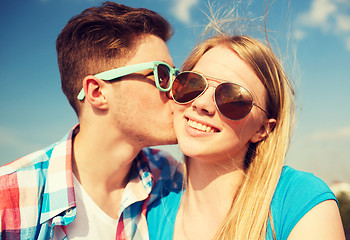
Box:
[0,2,181,239]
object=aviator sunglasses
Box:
[171,71,269,121]
[77,61,180,100]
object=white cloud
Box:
[294,29,306,40]
[296,0,337,31]
[171,0,199,24]
[336,14,350,32]
[308,125,350,142]
[294,0,350,51]
[304,0,337,27]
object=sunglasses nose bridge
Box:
[207,83,219,101]
[207,82,217,89]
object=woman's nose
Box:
[191,86,216,117]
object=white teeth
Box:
[188,119,216,133]
[207,126,214,133]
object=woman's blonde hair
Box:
[182,34,295,239]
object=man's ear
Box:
[250,118,277,143]
[82,75,108,110]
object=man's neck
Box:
[71,126,141,219]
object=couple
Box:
[0,2,345,240]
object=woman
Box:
[147,34,345,239]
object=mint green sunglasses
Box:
[77,61,180,100]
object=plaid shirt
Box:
[0,125,182,240]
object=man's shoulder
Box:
[141,148,182,173]
[0,126,75,178]
[141,147,183,185]
[0,142,57,226]
[141,148,183,208]
[0,142,57,177]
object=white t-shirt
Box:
[66,175,118,239]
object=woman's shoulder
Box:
[277,166,333,195]
[272,165,336,212]
[268,165,337,240]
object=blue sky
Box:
[1,0,349,184]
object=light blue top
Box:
[147,166,337,240]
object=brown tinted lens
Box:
[172,72,207,103]
[215,83,253,120]
[157,64,170,89]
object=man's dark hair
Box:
[56,1,173,114]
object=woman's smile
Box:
[186,118,219,133]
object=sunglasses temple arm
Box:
[253,103,269,117]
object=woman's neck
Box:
[174,157,245,240]
[186,157,244,210]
